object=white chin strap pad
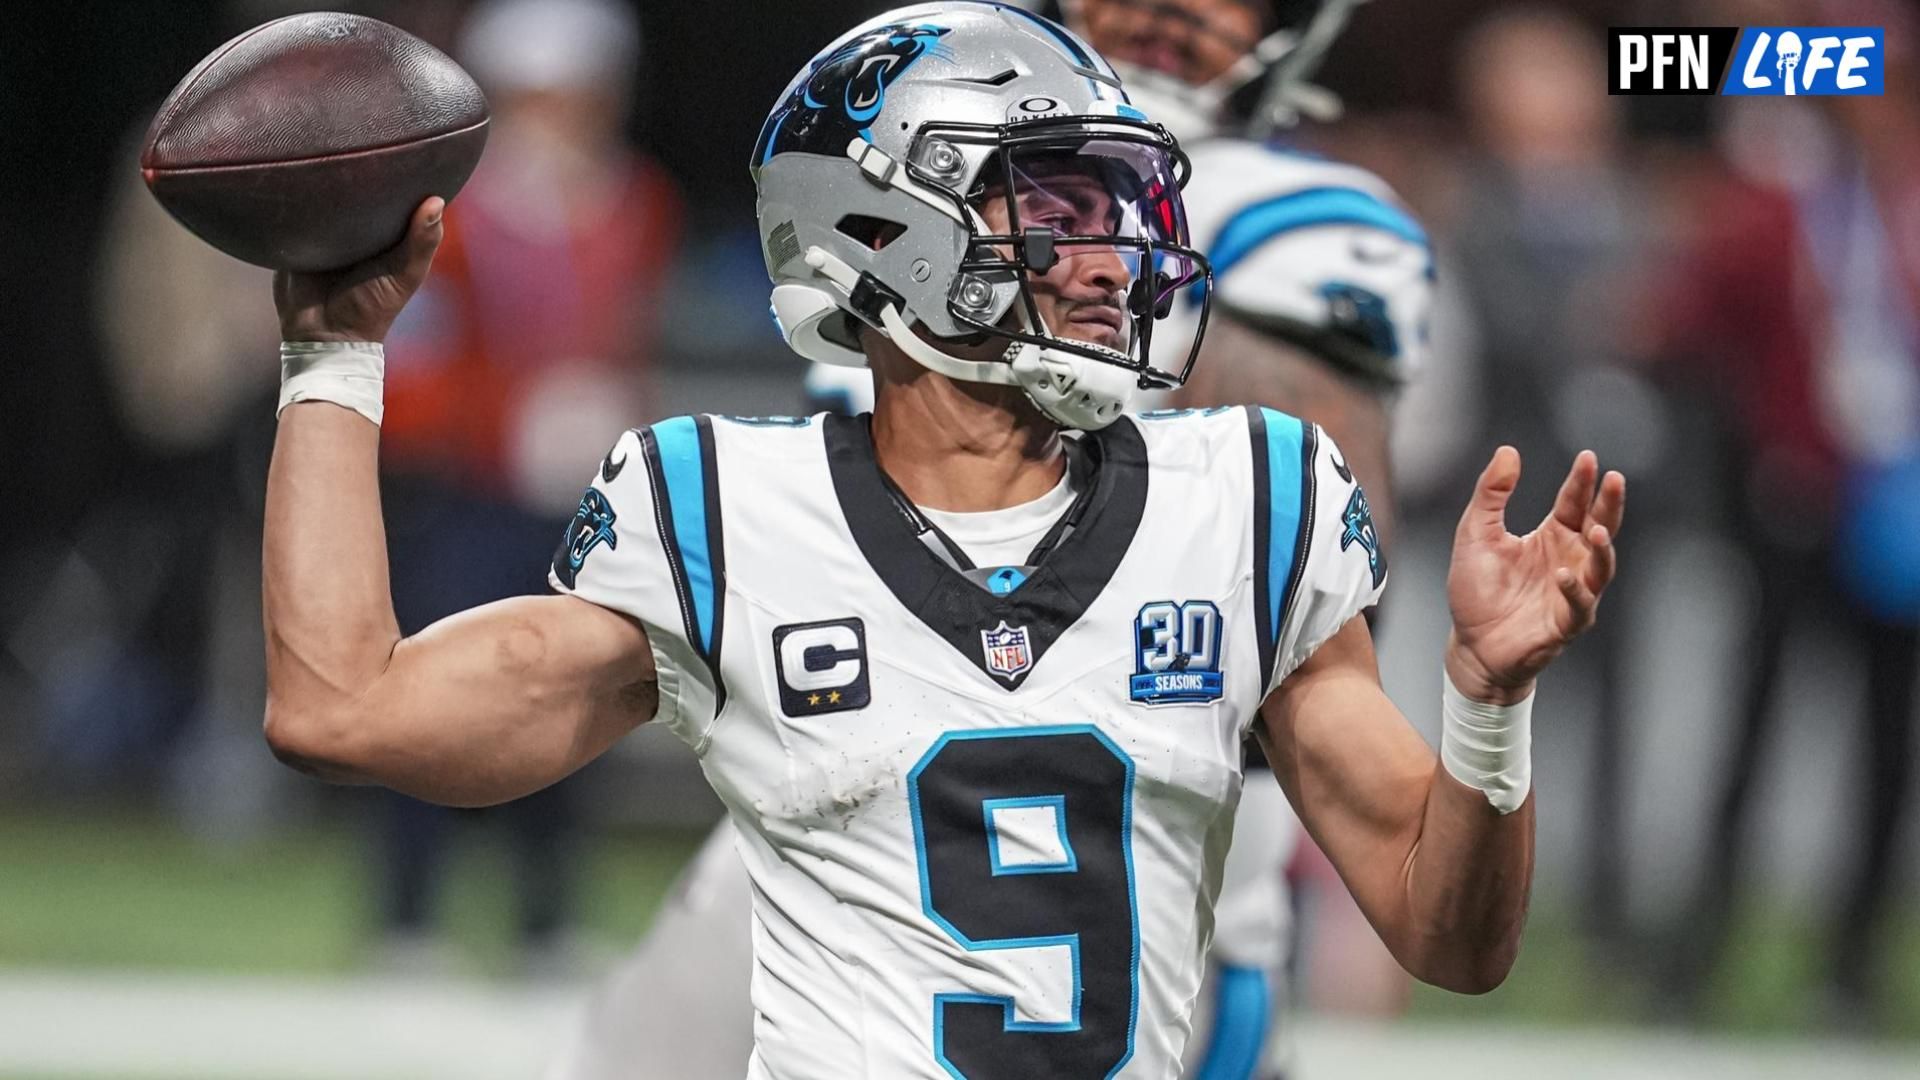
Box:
[800,243,1133,430]
[1007,342,1134,430]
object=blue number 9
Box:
[907,725,1139,1079]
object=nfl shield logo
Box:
[981,620,1033,681]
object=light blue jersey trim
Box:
[1259,408,1307,645]
[650,416,716,654]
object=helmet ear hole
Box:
[835,214,908,250]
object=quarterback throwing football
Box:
[262,4,1622,1078]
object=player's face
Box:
[1069,0,1266,86]
[974,168,1134,351]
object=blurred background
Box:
[3,0,1919,1076]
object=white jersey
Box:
[1163,138,1435,385]
[549,406,1383,1080]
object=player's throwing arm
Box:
[134,14,659,808]
[260,199,658,807]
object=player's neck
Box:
[868,367,1067,514]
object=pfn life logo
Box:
[1609,26,1883,95]
[1725,28,1883,95]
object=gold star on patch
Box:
[808,693,821,706]
[828,690,842,704]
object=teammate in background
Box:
[264,5,1620,1078]
[555,3,1439,1077]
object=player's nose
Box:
[1071,242,1132,294]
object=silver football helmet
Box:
[752,1,1211,429]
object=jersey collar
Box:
[823,414,1149,691]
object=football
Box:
[141,11,489,273]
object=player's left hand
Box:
[1443,447,1626,703]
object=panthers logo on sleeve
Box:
[1339,485,1385,588]
[553,488,618,590]
[1322,440,1385,587]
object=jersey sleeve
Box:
[548,418,727,747]
[1246,408,1387,696]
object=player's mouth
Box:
[1064,305,1126,346]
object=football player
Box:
[551,3,1431,1078]
[263,5,1622,1079]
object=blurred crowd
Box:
[3,0,1918,1036]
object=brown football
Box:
[141,11,488,273]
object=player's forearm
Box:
[1397,767,1534,994]
[261,402,401,779]
[1266,620,1533,994]
[1390,640,1539,992]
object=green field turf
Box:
[1,810,1914,1041]
[0,809,704,977]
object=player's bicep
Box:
[357,593,657,807]
[1256,615,1434,919]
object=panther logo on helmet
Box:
[754,24,951,163]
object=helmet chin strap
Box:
[877,302,1024,387]
[1004,339,1135,429]
[1001,300,1135,430]
[802,245,1132,429]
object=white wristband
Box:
[1440,671,1534,814]
[279,341,385,426]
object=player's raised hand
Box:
[275,197,445,344]
[1443,446,1626,702]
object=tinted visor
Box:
[949,124,1209,387]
